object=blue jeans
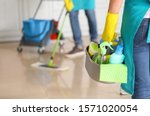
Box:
[69,10,98,46]
[132,18,150,99]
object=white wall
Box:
[0,0,124,41]
[0,0,23,41]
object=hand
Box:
[102,12,119,42]
[100,32,119,46]
[64,0,74,12]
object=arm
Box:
[108,0,124,13]
[102,0,124,42]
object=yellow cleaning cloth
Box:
[64,0,74,12]
[102,12,119,42]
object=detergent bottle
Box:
[102,55,111,64]
[109,45,125,64]
[88,42,98,57]
[92,47,101,64]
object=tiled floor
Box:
[0,37,130,99]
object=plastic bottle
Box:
[88,42,98,57]
[102,55,111,64]
[109,45,125,64]
[92,42,113,64]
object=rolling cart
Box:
[17,0,65,54]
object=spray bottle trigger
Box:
[100,42,114,55]
[108,42,114,50]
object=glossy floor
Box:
[0,38,130,99]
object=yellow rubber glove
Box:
[64,0,74,12]
[102,12,119,42]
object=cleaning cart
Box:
[17,0,65,54]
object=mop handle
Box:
[33,0,43,18]
[33,0,64,19]
[58,5,66,23]
[50,12,68,61]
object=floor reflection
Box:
[0,39,130,99]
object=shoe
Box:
[65,45,84,58]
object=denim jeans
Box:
[132,18,150,99]
[69,10,98,46]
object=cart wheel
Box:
[38,47,45,54]
[17,46,23,53]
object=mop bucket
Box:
[85,46,128,83]
[23,18,51,43]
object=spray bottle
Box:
[109,45,125,64]
[92,42,113,64]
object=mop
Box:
[31,12,69,71]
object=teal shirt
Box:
[121,0,150,95]
[72,0,95,10]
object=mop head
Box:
[31,62,69,71]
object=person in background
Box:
[102,0,150,99]
[64,0,98,58]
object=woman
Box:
[102,0,150,99]
[64,0,98,58]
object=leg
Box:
[66,10,84,58]
[69,10,83,46]
[85,9,98,42]
[132,18,150,99]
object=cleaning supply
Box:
[17,0,54,54]
[31,11,69,71]
[100,42,113,56]
[92,44,102,64]
[100,33,119,50]
[48,12,68,67]
[50,5,65,40]
[88,42,98,57]
[112,32,119,46]
[92,42,113,64]
[102,12,119,42]
[109,45,125,64]
[102,55,111,64]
